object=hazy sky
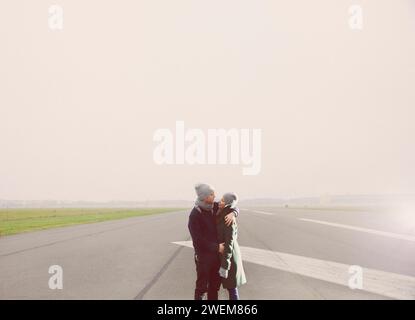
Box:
[1,1,414,201]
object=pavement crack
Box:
[134,236,191,300]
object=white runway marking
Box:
[172,241,415,300]
[299,218,415,243]
[249,210,274,215]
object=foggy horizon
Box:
[1,0,415,203]
[2,192,415,205]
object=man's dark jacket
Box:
[188,202,239,261]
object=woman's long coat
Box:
[216,206,247,289]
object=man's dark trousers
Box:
[194,254,221,300]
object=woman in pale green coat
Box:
[216,192,247,300]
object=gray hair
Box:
[194,183,215,201]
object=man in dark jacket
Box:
[188,183,238,300]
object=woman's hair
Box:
[223,192,238,208]
[217,206,236,224]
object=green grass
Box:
[0,208,183,236]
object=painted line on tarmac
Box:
[249,210,274,215]
[172,241,415,300]
[299,218,415,243]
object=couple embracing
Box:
[188,183,247,300]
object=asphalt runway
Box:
[1,207,414,299]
